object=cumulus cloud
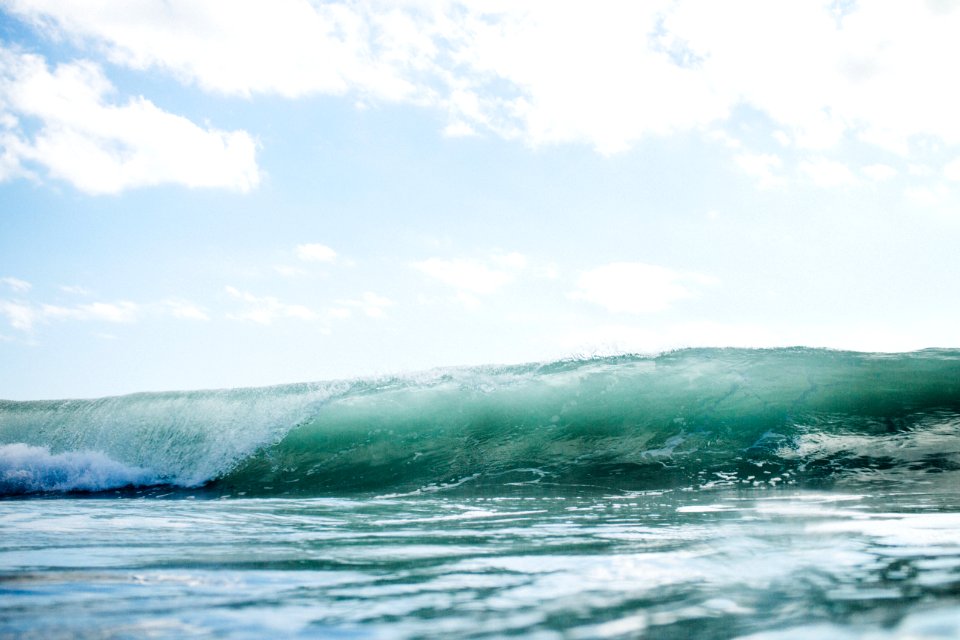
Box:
[0,46,259,194]
[943,158,960,182]
[798,157,859,188]
[4,0,420,101]
[569,262,716,314]
[733,152,784,189]
[904,185,949,207]
[5,1,960,169]
[413,254,525,296]
[296,243,338,263]
[862,163,897,182]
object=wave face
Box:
[2,348,960,496]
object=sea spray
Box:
[0,443,158,494]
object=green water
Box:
[2,349,960,637]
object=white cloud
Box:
[0,46,259,194]
[41,301,139,324]
[0,300,38,330]
[59,284,91,295]
[4,0,420,101]
[490,251,528,270]
[798,157,859,188]
[772,131,791,147]
[336,292,393,318]
[904,185,949,206]
[443,121,476,138]
[454,291,481,310]
[862,163,897,182]
[0,295,219,332]
[163,299,209,321]
[943,158,960,182]
[328,307,352,320]
[444,2,725,153]
[1,276,31,293]
[273,265,308,277]
[413,255,524,296]
[296,243,338,263]
[225,286,318,324]
[663,2,960,154]
[536,263,560,280]
[708,130,742,149]
[569,262,715,314]
[9,1,960,160]
[733,152,784,189]
[0,299,139,331]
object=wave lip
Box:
[0,443,160,495]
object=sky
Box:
[1,0,960,400]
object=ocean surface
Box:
[2,348,959,638]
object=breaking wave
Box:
[2,348,959,497]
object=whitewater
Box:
[2,348,960,638]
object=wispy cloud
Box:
[335,292,393,318]
[0,295,211,332]
[41,301,139,324]
[225,286,318,325]
[59,284,91,295]
[163,299,209,321]
[0,300,38,331]
[1,276,31,293]
[0,299,139,331]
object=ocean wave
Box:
[2,348,960,496]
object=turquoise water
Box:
[2,349,960,637]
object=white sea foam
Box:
[0,443,160,494]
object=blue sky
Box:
[2,0,959,399]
